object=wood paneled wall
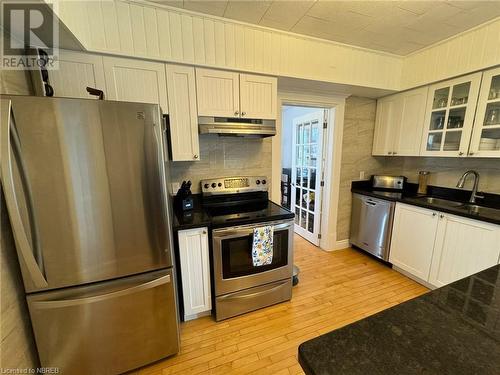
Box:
[402,17,500,89]
[55,0,402,90]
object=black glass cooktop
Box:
[205,200,294,227]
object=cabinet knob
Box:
[393,151,397,155]
[388,151,393,155]
[202,230,207,234]
[193,154,199,159]
[234,110,239,116]
[241,111,246,116]
[432,212,437,217]
[469,152,475,156]
[459,152,464,156]
[439,214,444,219]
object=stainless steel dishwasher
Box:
[350,175,405,261]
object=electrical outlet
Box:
[171,182,180,195]
[359,171,365,180]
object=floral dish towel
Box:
[252,226,274,267]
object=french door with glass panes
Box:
[291,110,326,245]
[420,73,481,157]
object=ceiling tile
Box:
[183,1,228,17]
[260,0,315,31]
[223,1,272,24]
[146,0,500,55]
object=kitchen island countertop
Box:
[298,264,500,375]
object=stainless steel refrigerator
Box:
[0,95,179,374]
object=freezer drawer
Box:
[350,193,395,261]
[27,269,179,375]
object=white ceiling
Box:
[151,1,500,55]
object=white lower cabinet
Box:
[429,214,500,287]
[178,227,211,321]
[390,202,500,288]
[389,203,439,282]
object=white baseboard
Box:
[321,239,350,252]
[184,310,211,322]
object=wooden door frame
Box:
[272,91,348,251]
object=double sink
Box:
[409,196,500,216]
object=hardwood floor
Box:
[136,235,428,375]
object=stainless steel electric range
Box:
[201,176,294,321]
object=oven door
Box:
[212,220,294,296]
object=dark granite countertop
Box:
[172,194,212,231]
[351,181,500,225]
[298,264,500,375]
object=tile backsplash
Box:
[169,134,272,194]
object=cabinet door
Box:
[389,203,439,282]
[469,67,500,157]
[103,56,168,113]
[195,68,239,117]
[393,86,428,156]
[165,64,200,161]
[178,227,211,321]
[420,72,482,157]
[372,95,399,156]
[429,214,500,288]
[239,73,278,120]
[50,51,105,99]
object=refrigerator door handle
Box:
[0,100,48,289]
[31,274,171,309]
[152,121,170,255]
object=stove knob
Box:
[262,179,266,185]
[204,183,209,189]
[211,183,217,188]
[256,180,260,185]
[218,182,222,187]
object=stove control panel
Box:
[201,176,268,195]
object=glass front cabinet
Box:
[469,67,500,157]
[420,72,482,157]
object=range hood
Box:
[198,116,276,138]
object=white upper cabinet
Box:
[420,72,482,157]
[196,68,240,117]
[50,51,106,99]
[103,56,168,113]
[372,86,427,157]
[469,67,500,158]
[195,68,277,120]
[429,213,500,288]
[393,87,428,156]
[165,64,200,162]
[389,203,439,282]
[239,73,277,120]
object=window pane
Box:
[488,75,500,100]
[301,168,309,188]
[451,82,470,106]
[311,121,319,143]
[295,187,300,205]
[308,213,314,233]
[432,87,449,109]
[309,191,315,212]
[430,111,446,130]
[484,103,500,126]
[427,132,443,151]
[300,210,307,229]
[304,123,311,144]
[294,207,299,224]
[479,129,500,151]
[443,131,461,151]
[447,108,465,129]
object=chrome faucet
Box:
[456,170,484,204]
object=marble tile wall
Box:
[169,135,273,194]
[336,96,500,242]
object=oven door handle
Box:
[217,280,288,301]
[212,221,293,239]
